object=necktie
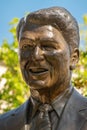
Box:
[38,104,52,130]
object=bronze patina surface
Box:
[0,7,87,130]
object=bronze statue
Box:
[0,6,87,130]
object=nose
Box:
[33,46,44,61]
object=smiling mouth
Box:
[29,67,48,75]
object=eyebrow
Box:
[19,38,34,48]
[39,37,58,44]
[20,37,34,42]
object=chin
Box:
[29,80,45,90]
[29,79,52,90]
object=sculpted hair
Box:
[17,6,80,54]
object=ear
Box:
[70,48,79,70]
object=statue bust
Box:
[0,6,87,130]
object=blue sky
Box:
[0,0,87,45]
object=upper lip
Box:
[29,67,48,74]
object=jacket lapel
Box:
[58,89,87,130]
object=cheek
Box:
[44,51,63,64]
[19,50,31,60]
[20,59,29,82]
[21,68,29,85]
[44,51,70,72]
[19,50,32,69]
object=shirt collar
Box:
[30,86,73,119]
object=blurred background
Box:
[0,0,87,113]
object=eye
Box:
[22,45,28,49]
[41,45,56,51]
[22,45,33,51]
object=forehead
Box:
[19,25,65,42]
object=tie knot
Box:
[39,104,53,112]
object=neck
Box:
[30,82,71,104]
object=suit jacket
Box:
[0,88,87,130]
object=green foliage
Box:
[83,14,87,25]
[0,16,87,113]
[72,51,87,96]
[72,14,87,96]
[0,18,29,113]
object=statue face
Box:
[19,25,71,90]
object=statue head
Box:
[17,7,79,92]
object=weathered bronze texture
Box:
[0,6,87,130]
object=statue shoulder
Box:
[0,100,29,130]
